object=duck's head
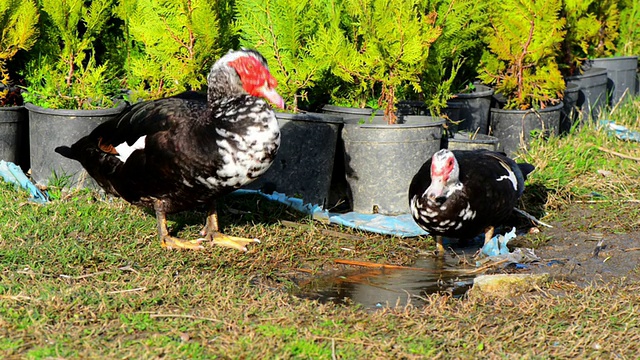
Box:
[208,49,285,109]
[426,149,460,202]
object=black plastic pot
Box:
[490,102,563,157]
[0,105,29,171]
[566,67,608,121]
[246,111,342,208]
[444,132,499,152]
[340,115,444,215]
[322,104,384,118]
[26,102,128,187]
[321,105,383,211]
[560,82,581,134]
[447,84,494,135]
[588,56,638,106]
[397,100,463,132]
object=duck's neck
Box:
[206,70,246,107]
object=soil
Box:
[519,203,640,287]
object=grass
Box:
[521,99,640,216]
[1,98,640,358]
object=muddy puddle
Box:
[294,246,482,309]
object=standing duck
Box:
[409,149,534,254]
[55,49,284,251]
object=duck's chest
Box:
[412,192,476,234]
[192,113,281,190]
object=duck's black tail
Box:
[54,137,122,195]
[54,145,77,160]
[517,163,535,180]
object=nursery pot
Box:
[246,111,342,208]
[26,102,128,188]
[340,115,444,215]
[321,105,384,211]
[588,56,638,106]
[566,67,608,121]
[322,104,384,118]
[447,84,494,135]
[0,105,29,171]
[490,102,563,157]
[560,82,581,134]
[444,131,499,152]
[397,100,463,133]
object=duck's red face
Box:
[431,151,456,183]
[426,150,459,200]
[229,56,285,109]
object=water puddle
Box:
[295,246,482,309]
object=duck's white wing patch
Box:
[495,161,518,191]
[115,135,146,162]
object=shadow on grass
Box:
[151,192,310,236]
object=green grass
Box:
[521,99,640,216]
[0,98,640,358]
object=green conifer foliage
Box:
[589,0,620,58]
[236,0,326,112]
[560,0,601,76]
[0,0,39,104]
[117,0,222,100]
[23,0,119,109]
[310,0,442,124]
[478,0,565,110]
[419,0,490,115]
[616,0,640,56]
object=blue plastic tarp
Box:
[0,160,48,203]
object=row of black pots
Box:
[449,56,638,158]
[0,56,635,217]
[316,55,637,215]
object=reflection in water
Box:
[295,248,479,309]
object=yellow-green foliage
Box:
[478,0,565,110]
[236,0,327,112]
[0,0,39,93]
[116,0,222,101]
[589,0,620,58]
[420,0,490,114]
[310,0,442,123]
[23,0,119,109]
[616,0,640,56]
[560,0,620,76]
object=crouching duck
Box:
[409,149,534,255]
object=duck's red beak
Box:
[258,83,285,109]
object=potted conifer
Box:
[309,0,445,215]
[115,0,226,102]
[560,0,609,120]
[420,0,495,135]
[23,0,126,187]
[587,0,638,106]
[234,0,343,209]
[0,0,39,171]
[478,0,566,157]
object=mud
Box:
[293,203,640,308]
[523,204,640,286]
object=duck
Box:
[408,149,534,255]
[55,49,285,251]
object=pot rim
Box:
[490,101,564,114]
[343,114,445,129]
[25,101,128,117]
[275,110,343,124]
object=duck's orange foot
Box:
[205,232,260,252]
[161,235,205,250]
